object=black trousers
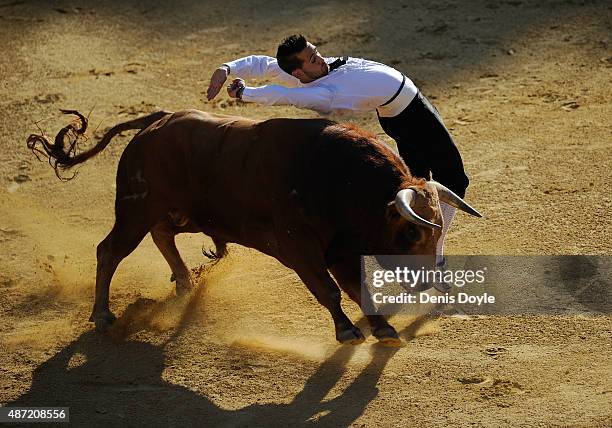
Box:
[378,92,469,198]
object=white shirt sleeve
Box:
[241,85,334,113]
[223,55,300,88]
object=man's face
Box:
[293,42,329,83]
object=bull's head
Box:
[385,181,481,255]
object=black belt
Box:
[379,75,406,107]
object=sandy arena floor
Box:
[0,1,610,426]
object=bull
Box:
[28,109,481,345]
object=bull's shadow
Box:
[8,298,409,427]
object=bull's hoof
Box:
[92,311,117,333]
[202,248,226,260]
[336,325,365,345]
[175,278,194,297]
[175,284,193,297]
[373,326,402,347]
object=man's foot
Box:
[432,281,452,293]
[432,256,453,293]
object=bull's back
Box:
[125,110,331,238]
[142,110,327,194]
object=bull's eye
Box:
[405,225,422,242]
[396,224,422,248]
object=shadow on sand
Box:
[7,281,433,427]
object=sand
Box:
[0,1,610,426]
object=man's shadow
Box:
[6,285,429,427]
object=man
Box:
[207,34,470,266]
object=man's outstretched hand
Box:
[207,66,229,101]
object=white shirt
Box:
[223,55,418,116]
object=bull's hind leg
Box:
[90,218,152,332]
[151,220,194,295]
[329,258,401,346]
[90,174,165,331]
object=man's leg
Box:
[437,202,455,265]
[422,94,469,265]
[378,93,469,263]
[416,93,469,197]
[415,94,469,263]
[377,110,431,180]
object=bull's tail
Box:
[27,109,172,180]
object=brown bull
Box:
[28,109,480,345]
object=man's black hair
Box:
[276,34,308,75]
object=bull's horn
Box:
[431,181,482,218]
[395,189,442,229]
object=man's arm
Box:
[224,55,299,84]
[207,55,300,101]
[228,80,333,113]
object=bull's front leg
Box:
[296,268,365,345]
[329,258,401,346]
